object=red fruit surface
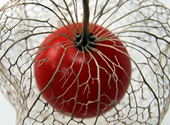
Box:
[34,23,131,118]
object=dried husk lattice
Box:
[0,0,170,125]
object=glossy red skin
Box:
[34,23,131,118]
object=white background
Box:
[0,0,170,125]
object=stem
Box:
[75,0,95,51]
[81,0,90,45]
